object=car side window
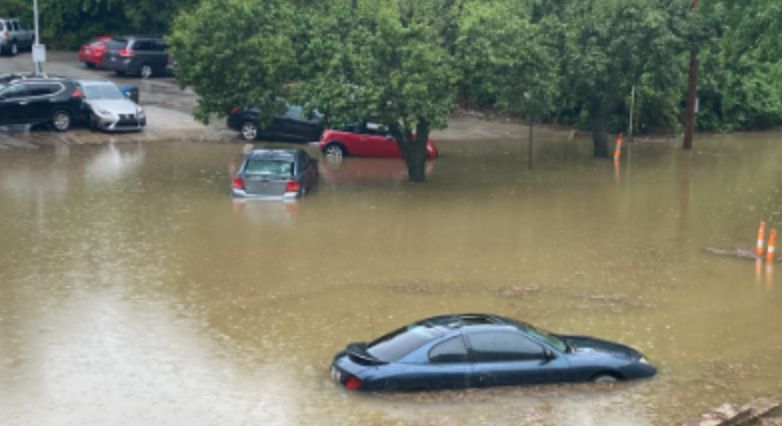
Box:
[153,41,167,52]
[11,21,19,31]
[284,105,304,121]
[133,41,150,51]
[429,336,469,363]
[27,83,61,97]
[1,84,30,99]
[467,331,546,362]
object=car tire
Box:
[139,64,153,79]
[240,121,258,141]
[591,373,620,383]
[51,110,72,132]
[324,143,346,160]
[86,62,96,69]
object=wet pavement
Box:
[1,130,781,425]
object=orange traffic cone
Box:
[613,132,623,161]
[756,221,766,257]
[766,228,777,262]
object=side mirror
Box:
[543,349,556,361]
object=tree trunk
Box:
[406,122,430,183]
[591,102,609,157]
[389,120,430,183]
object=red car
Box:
[78,35,112,69]
[319,121,438,160]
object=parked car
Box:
[231,147,318,200]
[226,104,324,142]
[102,36,170,79]
[331,313,656,392]
[0,18,34,56]
[0,74,84,131]
[319,121,438,160]
[78,80,145,132]
[78,35,112,69]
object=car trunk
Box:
[243,176,290,197]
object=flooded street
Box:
[1,133,781,425]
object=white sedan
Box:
[78,80,146,132]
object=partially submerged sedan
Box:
[331,313,656,391]
[231,147,318,200]
[78,80,145,132]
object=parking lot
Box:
[0,50,227,149]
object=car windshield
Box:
[516,321,569,353]
[244,159,294,177]
[367,322,447,362]
[84,84,125,100]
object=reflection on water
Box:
[1,133,781,425]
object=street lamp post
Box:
[33,0,43,75]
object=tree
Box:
[167,0,297,124]
[555,0,691,156]
[293,0,458,182]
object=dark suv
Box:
[102,36,170,79]
[0,74,84,131]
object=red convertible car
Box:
[78,35,112,69]
[319,121,438,160]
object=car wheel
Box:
[240,121,258,141]
[324,143,345,160]
[139,64,153,79]
[86,62,96,69]
[591,373,619,383]
[51,110,72,132]
[10,42,18,56]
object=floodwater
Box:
[1,133,781,425]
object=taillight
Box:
[285,181,301,193]
[119,48,134,57]
[344,375,363,391]
[232,177,245,190]
[230,106,238,114]
[2,31,8,40]
[71,89,82,98]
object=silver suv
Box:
[0,18,34,56]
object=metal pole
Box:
[683,0,699,150]
[527,118,533,170]
[628,85,635,141]
[33,0,41,75]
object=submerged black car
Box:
[226,104,323,142]
[331,313,656,391]
[0,74,84,131]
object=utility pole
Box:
[683,0,699,150]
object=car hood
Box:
[559,335,641,359]
[86,99,140,114]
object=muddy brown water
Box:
[1,133,781,425]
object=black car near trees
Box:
[0,74,84,131]
[226,104,323,142]
[102,36,171,79]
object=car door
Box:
[25,82,63,123]
[150,40,168,72]
[0,83,32,125]
[465,330,569,387]
[422,335,473,389]
[363,122,399,158]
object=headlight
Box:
[137,108,145,119]
[639,356,650,365]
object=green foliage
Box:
[7,0,197,49]
[167,0,296,124]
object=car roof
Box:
[0,73,71,84]
[418,313,523,331]
[247,148,302,160]
[77,79,117,87]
